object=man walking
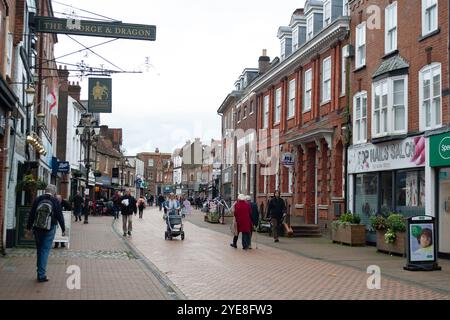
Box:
[112,191,121,220]
[26,185,65,283]
[120,190,137,236]
[268,190,286,243]
[158,194,165,211]
[246,195,259,248]
[83,193,90,224]
[72,191,84,222]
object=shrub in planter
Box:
[371,213,406,255]
[331,213,365,246]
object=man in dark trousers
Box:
[120,190,137,237]
[267,190,286,243]
[158,194,165,211]
[246,195,259,248]
[83,193,90,224]
[26,185,65,283]
[71,191,84,222]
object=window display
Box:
[395,170,425,217]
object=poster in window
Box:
[406,172,418,207]
[410,223,434,262]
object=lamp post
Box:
[120,157,130,191]
[76,113,100,221]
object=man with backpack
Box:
[26,184,65,283]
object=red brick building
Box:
[249,2,350,235]
[137,150,172,197]
[347,0,450,252]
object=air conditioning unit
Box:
[343,44,355,58]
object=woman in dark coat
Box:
[230,194,252,250]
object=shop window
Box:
[380,172,393,215]
[355,173,378,228]
[395,170,425,217]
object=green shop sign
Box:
[88,78,112,113]
[34,16,156,41]
[430,132,450,167]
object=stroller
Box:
[165,209,185,241]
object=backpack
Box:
[33,198,54,231]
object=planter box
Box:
[376,230,406,256]
[332,224,366,246]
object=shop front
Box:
[348,136,426,243]
[429,132,450,257]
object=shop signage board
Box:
[430,131,450,167]
[404,216,441,271]
[34,16,156,41]
[54,211,72,248]
[281,153,295,168]
[88,78,112,113]
[348,136,426,174]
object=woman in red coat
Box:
[230,194,252,250]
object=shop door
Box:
[438,169,450,254]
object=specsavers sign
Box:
[430,132,450,167]
[348,136,426,174]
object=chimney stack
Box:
[68,81,81,101]
[258,49,271,75]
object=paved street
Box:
[0,216,181,300]
[121,207,450,300]
[1,207,449,300]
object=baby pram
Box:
[165,209,185,240]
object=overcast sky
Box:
[53,0,306,155]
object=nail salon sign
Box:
[348,136,425,174]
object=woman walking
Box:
[230,194,252,250]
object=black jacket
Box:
[72,194,84,209]
[249,201,259,226]
[27,194,65,233]
[120,195,137,215]
[61,200,72,211]
[268,197,286,221]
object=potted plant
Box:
[16,174,47,203]
[331,212,366,246]
[370,213,406,256]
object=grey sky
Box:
[53,0,305,155]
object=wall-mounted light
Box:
[25,86,36,107]
[36,113,45,127]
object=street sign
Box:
[281,152,295,168]
[34,16,156,41]
[404,216,441,271]
[88,78,112,113]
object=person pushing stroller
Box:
[164,193,184,240]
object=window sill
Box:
[382,49,399,60]
[371,133,407,144]
[353,140,368,145]
[287,116,295,121]
[320,100,331,107]
[353,65,366,73]
[302,109,311,114]
[339,93,346,98]
[419,28,441,42]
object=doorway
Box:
[438,168,450,254]
[306,147,317,224]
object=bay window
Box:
[288,79,296,118]
[385,2,397,54]
[372,76,408,137]
[420,63,442,131]
[422,0,438,36]
[356,22,366,68]
[304,69,312,112]
[353,92,367,144]
[322,57,331,102]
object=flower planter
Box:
[332,224,366,246]
[376,230,406,256]
[206,212,220,223]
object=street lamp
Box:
[25,86,36,107]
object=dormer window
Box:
[324,0,332,26]
[292,27,299,51]
[281,39,287,60]
[307,15,313,40]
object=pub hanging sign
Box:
[88,78,112,113]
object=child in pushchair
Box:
[165,209,185,240]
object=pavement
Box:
[119,207,450,300]
[0,216,181,300]
[1,207,449,300]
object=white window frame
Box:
[250,100,254,115]
[307,15,314,40]
[343,0,349,16]
[288,169,293,194]
[322,57,332,103]
[422,0,438,36]
[341,47,346,95]
[304,69,312,112]
[371,75,408,138]
[148,159,154,167]
[243,106,247,119]
[324,0,332,26]
[353,91,368,144]
[274,88,281,124]
[280,38,286,60]
[419,63,442,131]
[292,27,299,51]
[288,79,296,119]
[355,22,366,68]
[263,174,267,194]
[385,2,398,54]
[263,95,269,129]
